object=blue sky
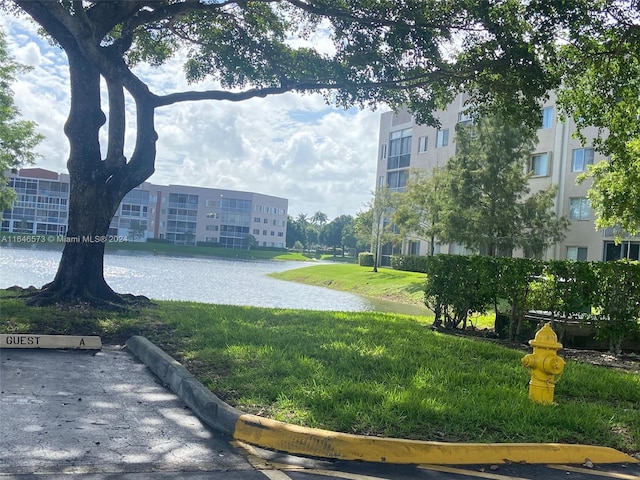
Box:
[2,12,388,220]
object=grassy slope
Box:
[1,291,638,454]
[271,263,500,329]
[270,263,428,306]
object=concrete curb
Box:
[125,335,638,466]
[125,335,241,435]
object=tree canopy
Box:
[0,29,43,211]
[367,186,397,271]
[5,0,630,304]
[554,1,640,233]
[414,114,568,257]
[393,169,445,256]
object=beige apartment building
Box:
[376,93,639,264]
[3,168,288,249]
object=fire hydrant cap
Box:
[529,323,563,350]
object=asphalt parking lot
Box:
[0,347,263,479]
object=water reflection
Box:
[0,246,429,315]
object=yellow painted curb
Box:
[233,414,638,465]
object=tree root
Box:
[8,285,152,311]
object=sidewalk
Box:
[0,347,264,478]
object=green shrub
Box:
[358,252,375,267]
[423,254,640,351]
[591,260,640,354]
[147,237,170,244]
[196,240,221,247]
[391,255,429,273]
[424,255,496,330]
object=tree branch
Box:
[13,1,79,52]
[152,72,462,107]
[105,77,126,170]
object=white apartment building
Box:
[3,168,288,249]
[376,93,640,264]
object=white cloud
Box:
[2,12,388,219]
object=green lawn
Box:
[270,263,428,306]
[2,291,638,455]
[270,263,497,328]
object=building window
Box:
[254,217,260,222]
[263,218,268,223]
[387,170,409,190]
[205,225,219,231]
[436,129,449,148]
[458,111,473,124]
[604,241,640,261]
[262,229,267,235]
[380,144,387,159]
[418,136,428,153]
[253,228,260,235]
[387,128,411,169]
[541,106,553,129]
[566,246,588,261]
[530,153,549,176]
[572,148,594,172]
[278,232,283,237]
[569,197,591,220]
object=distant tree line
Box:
[286,210,374,257]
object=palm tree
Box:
[311,211,328,227]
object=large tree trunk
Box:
[26,47,152,307]
[30,180,123,306]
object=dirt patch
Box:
[434,326,640,375]
[561,348,640,374]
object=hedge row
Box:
[418,255,640,353]
[358,252,375,267]
[391,254,429,273]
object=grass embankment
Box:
[270,263,428,306]
[0,232,312,262]
[270,263,496,328]
[2,291,639,455]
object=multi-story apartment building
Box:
[376,93,640,264]
[3,168,288,249]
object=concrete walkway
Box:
[0,347,264,479]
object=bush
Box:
[196,240,221,247]
[146,237,170,244]
[391,255,429,273]
[591,260,640,354]
[358,252,375,267]
[424,255,497,330]
[423,254,640,352]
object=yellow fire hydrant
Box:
[521,323,565,405]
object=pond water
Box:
[0,245,430,316]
